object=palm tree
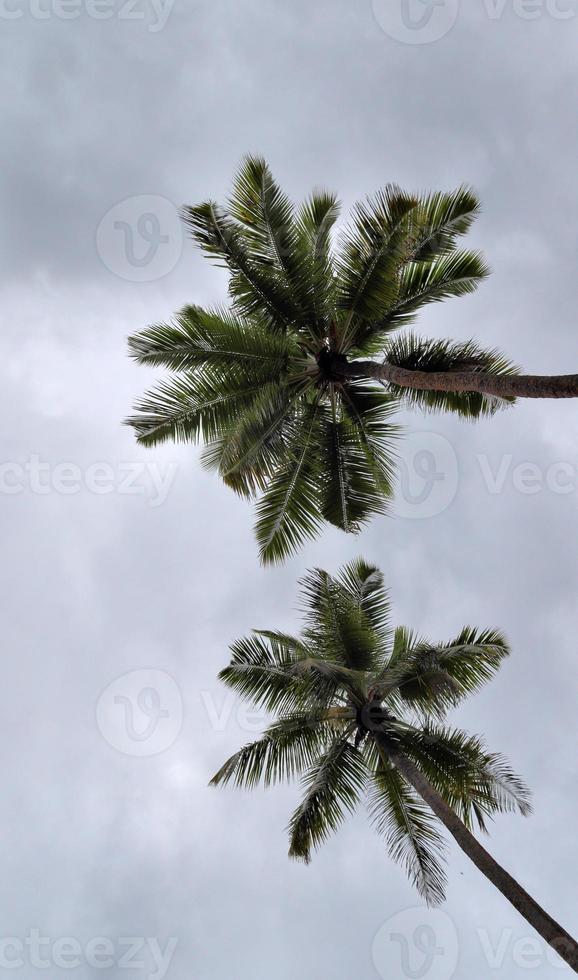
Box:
[211,559,578,971]
[126,157,578,562]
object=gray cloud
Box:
[1,1,577,976]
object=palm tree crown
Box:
[211,559,529,906]
[126,157,516,562]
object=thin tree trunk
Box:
[377,736,578,972]
[340,359,578,399]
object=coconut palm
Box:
[211,559,578,971]
[126,157,577,562]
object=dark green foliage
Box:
[211,561,531,905]
[385,334,519,417]
[368,761,448,905]
[126,157,515,561]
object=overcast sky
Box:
[1,1,578,977]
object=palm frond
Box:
[336,186,418,347]
[381,626,510,718]
[228,155,296,273]
[335,559,392,638]
[181,201,293,330]
[428,627,511,698]
[388,626,422,666]
[201,379,312,496]
[398,724,532,832]
[210,713,335,789]
[125,368,263,449]
[290,657,369,697]
[338,381,399,498]
[375,250,490,333]
[384,334,519,418]
[219,632,312,714]
[294,190,340,334]
[221,631,351,713]
[319,413,373,533]
[299,568,378,674]
[368,760,448,905]
[127,305,293,376]
[407,187,481,262]
[254,403,324,564]
[288,737,367,862]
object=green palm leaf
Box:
[220,631,349,713]
[213,559,534,916]
[377,250,490,333]
[368,760,448,905]
[201,380,312,495]
[210,713,335,789]
[384,334,519,418]
[407,187,481,262]
[228,155,296,274]
[381,626,510,718]
[219,632,311,714]
[181,201,294,329]
[127,161,516,562]
[336,186,418,347]
[128,305,294,375]
[254,403,324,564]
[319,412,376,532]
[299,567,378,674]
[288,737,367,862]
[339,381,399,498]
[336,559,392,637]
[398,724,532,831]
[125,368,264,448]
[294,190,340,333]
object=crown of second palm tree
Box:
[210,559,531,906]
[126,157,516,563]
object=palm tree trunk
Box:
[378,736,578,972]
[341,360,578,399]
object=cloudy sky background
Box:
[1,1,578,976]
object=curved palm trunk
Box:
[378,736,578,972]
[342,360,578,399]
